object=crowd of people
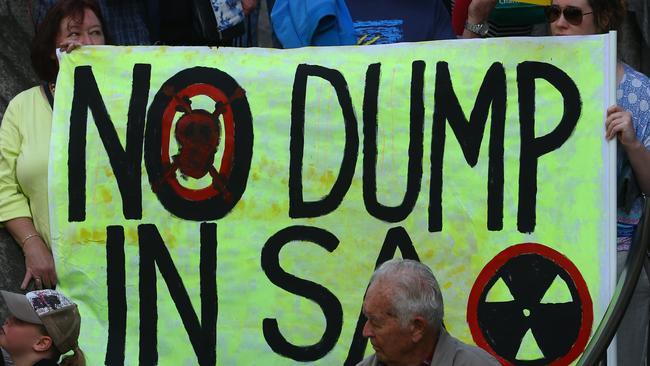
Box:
[0,0,648,365]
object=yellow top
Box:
[0,85,53,247]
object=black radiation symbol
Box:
[468,243,593,366]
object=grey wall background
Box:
[0,0,36,321]
[0,0,39,120]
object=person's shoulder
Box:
[3,85,48,126]
[32,358,59,366]
[356,353,380,366]
[452,343,500,366]
[14,85,43,99]
[619,64,650,117]
[623,63,650,87]
[446,335,500,366]
[7,85,45,108]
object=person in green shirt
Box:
[0,0,107,290]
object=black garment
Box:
[33,359,58,366]
[156,1,204,45]
[151,0,244,46]
[345,0,455,44]
[0,354,57,366]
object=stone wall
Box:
[0,230,25,321]
[0,0,39,120]
[0,0,35,321]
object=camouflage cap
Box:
[1,289,81,354]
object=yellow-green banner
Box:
[50,35,615,365]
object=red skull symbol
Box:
[158,87,246,202]
[174,109,221,179]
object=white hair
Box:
[369,259,444,329]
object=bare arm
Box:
[462,0,497,38]
[0,93,57,290]
[625,142,650,194]
[4,217,57,289]
[241,0,258,16]
[606,105,650,194]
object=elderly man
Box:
[357,259,499,366]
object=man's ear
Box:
[32,335,54,353]
[410,316,428,343]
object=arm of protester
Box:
[242,0,258,15]
[0,93,57,290]
[606,105,650,195]
[58,39,84,53]
[462,0,497,38]
[5,218,58,290]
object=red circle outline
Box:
[467,243,593,365]
[160,83,236,201]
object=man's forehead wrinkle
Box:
[372,278,397,298]
[364,283,399,323]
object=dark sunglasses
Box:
[544,5,593,25]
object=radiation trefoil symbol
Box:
[467,243,593,366]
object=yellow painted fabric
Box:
[50,35,614,365]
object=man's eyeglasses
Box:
[544,4,593,26]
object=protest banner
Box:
[49,34,616,365]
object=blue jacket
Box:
[271,0,357,48]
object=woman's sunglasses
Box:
[544,5,593,26]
